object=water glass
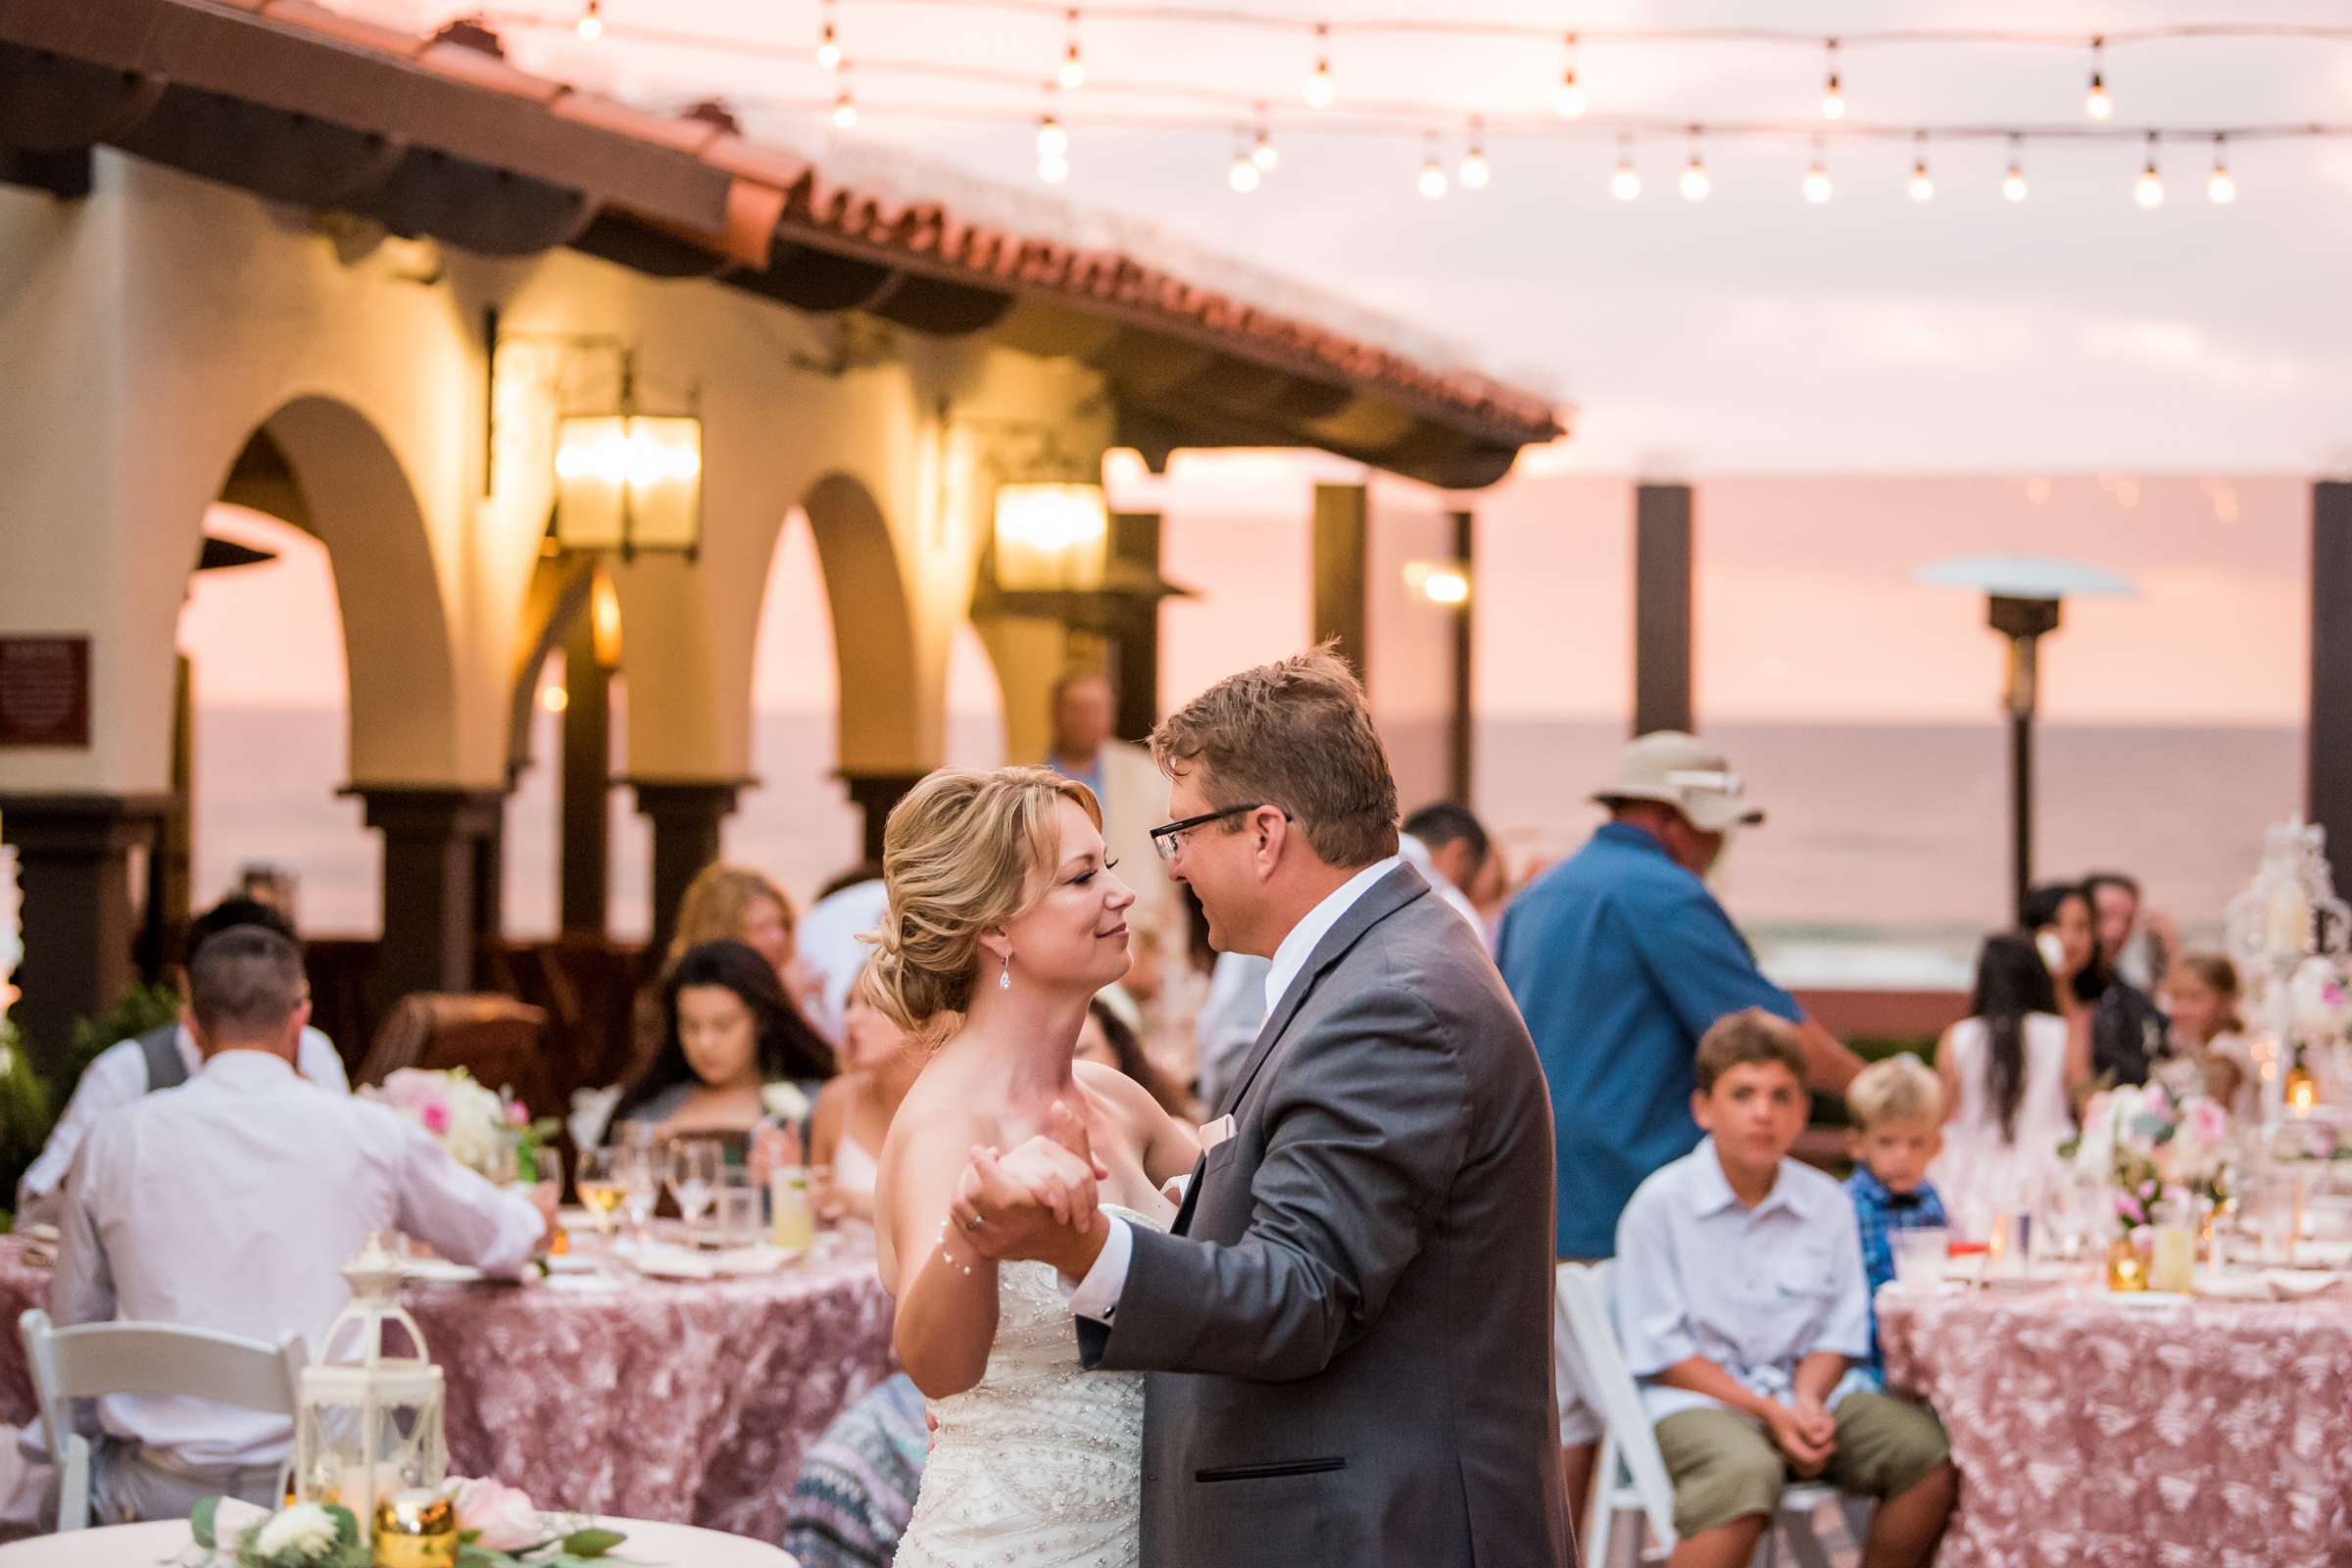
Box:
[667,1139,722,1242]
[712,1182,762,1250]
[1890,1227,1949,1292]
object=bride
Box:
[870,766,1201,1567]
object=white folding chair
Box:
[19,1309,307,1531]
[1554,1263,1870,1568]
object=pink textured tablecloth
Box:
[0,1233,894,1544]
[1880,1282,2352,1568]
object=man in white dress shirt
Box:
[52,926,550,1524]
[17,898,350,1226]
[1398,800,1492,938]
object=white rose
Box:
[760,1082,811,1123]
[253,1502,339,1561]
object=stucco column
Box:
[0,793,167,1076]
[631,780,744,960]
[353,787,504,1008]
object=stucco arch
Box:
[800,471,937,773]
[222,395,466,787]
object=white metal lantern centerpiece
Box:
[293,1235,448,1542]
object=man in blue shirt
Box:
[1496,730,1863,1526]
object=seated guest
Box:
[2032,879,2169,1087]
[1931,931,2086,1235]
[1617,1010,1954,1568]
[1076,992,1194,1119]
[2163,952,2256,1120]
[18,897,350,1226]
[1841,1055,1948,1388]
[2085,869,2177,993]
[796,866,890,1047]
[631,865,822,1070]
[613,939,835,1148]
[784,1372,928,1568]
[52,926,549,1522]
[1399,801,1490,934]
[808,968,921,1223]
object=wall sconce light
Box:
[993,481,1110,593]
[553,412,703,560]
[1403,560,1472,606]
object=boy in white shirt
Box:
[1614,1009,1954,1568]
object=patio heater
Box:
[1917,555,2134,924]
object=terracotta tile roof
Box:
[0,0,1564,472]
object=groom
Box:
[958,648,1570,1567]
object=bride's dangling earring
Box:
[999,951,1011,990]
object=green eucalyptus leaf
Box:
[560,1527,628,1557]
[191,1495,220,1549]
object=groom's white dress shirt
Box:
[19,1023,350,1217]
[52,1051,545,1473]
[1068,856,1400,1323]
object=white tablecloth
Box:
[0,1515,797,1566]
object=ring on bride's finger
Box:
[964,1214,986,1232]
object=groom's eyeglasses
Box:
[1150,804,1278,861]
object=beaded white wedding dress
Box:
[894,1207,1160,1568]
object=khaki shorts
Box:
[1654,1393,1949,1541]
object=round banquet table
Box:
[0,1514,797,1565]
[0,1231,894,1544]
[1880,1280,2352,1568]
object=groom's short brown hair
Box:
[1151,645,1400,869]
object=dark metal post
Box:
[1312,483,1369,680]
[632,780,744,960]
[2310,482,2352,861]
[0,795,165,1075]
[1989,595,2062,926]
[354,787,502,1008]
[559,612,612,936]
[1634,483,1694,736]
[1449,509,1475,803]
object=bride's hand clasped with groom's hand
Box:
[950,1101,1111,1275]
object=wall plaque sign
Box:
[0,636,91,748]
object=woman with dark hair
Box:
[1928,931,2089,1235]
[2028,879,2171,1086]
[1075,993,1195,1120]
[613,939,835,1141]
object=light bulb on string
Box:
[1057,10,1086,90]
[1036,112,1068,159]
[1610,138,1641,201]
[2002,136,2029,202]
[1250,114,1278,172]
[2085,37,2113,121]
[575,0,602,43]
[1416,135,1447,199]
[1304,24,1335,109]
[816,0,841,70]
[1228,147,1259,193]
[1820,39,1843,121]
[1555,34,1585,120]
[831,78,858,130]
[1678,133,1709,202]
[1802,144,1832,205]
[1038,152,1069,185]
[2207,134,2235,204]
[1907,134,1935,202]
[2134,133,2164,208]
[1458,121,1491,190]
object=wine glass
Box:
[667,1139,722,1244]
[616,1145,661,1246]
[575,1147,625,1244]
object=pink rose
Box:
[505,1100,530,1128]
[454,1478,543,1552]
[421,1102,451,1136]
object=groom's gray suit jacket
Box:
[1077,863,1570,1567]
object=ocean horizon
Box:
[9,708,2294,994]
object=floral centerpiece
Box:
[192,1480,629,1567]
[370,1068,561,1184]
[2067,1078,2231,1232]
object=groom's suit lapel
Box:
[1212,862,1432,1124]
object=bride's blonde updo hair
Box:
[859,766,1103,1044]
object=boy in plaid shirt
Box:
[1842,1054,1948,1386]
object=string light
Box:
[1038,150,1069,183]
[1036,111,1067,159]
[1458,120,1491,190]
[575,0,602,43]
[1907,133,1935,202]
[1819,39,1844,121]
[2134,131,2164,207]
[2002,137,2029,202]
[1303,24,1335,109]
[1802,143,1833,204]
[1250,111,1278,171]
[831,76,858,129]
[1227,143,1259,193]
[1417,134,1446,199]
[1057,9,1086,90]
[1555,33,1585,120]
[1679,132,1709,202]
[2207,133,2235,204]
[816,0,842,70]
[2085,37,2113,121]
[1610,137,1641,201]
